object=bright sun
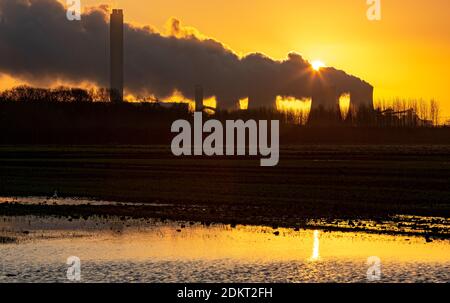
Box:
[311,60,326,71]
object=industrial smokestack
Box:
[110,9,124,102]
[195,85,204,111]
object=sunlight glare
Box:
[310,230,320,261]
[311,60,326,71]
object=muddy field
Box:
[0,145,449,237]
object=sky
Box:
[2,0,450,119]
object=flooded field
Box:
[1,215,449,283]
[1,196,449,238]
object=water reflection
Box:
[1,216,449,283]
[310,230,320,261]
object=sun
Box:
[311,60,326,71]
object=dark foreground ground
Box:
[0,145,449,237]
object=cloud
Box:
[165,17,207,40]
[0,0,373,109]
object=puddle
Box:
[0,216,448,283]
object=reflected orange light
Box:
[39,224,450,263]
[203,96,217,110]
[276,96,312,125]
[239,98,249,110]
[339,93,351,120]
[159,90,217,113]
[309,230,321,261]
[159,90,195,111]
[276,96,312,112]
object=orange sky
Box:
[3,0,450,120]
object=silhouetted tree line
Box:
[285,100,442,128]
[0,86,442,126]
[374,98,440,127]
[0,86,189,144]
[0,86,448,144]
[0,86,109,103]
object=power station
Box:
[110,9,124,103]
[109,10,374,125]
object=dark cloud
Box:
[0,0,373,109]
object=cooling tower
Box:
[308,81,342,126]
[346,84,374,122]
[351,85,374,109]
[248,93,276,110]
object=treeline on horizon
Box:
[1,86,445,124]
[0,86,449,145]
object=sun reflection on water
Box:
[310,230,320,261]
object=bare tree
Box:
[430,99,440,126]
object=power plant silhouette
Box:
[309,80,374,125]
[109,10,374,124]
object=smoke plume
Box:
[0,0,373,109]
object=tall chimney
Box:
[110,9,123,102]
[195,85,204,112]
